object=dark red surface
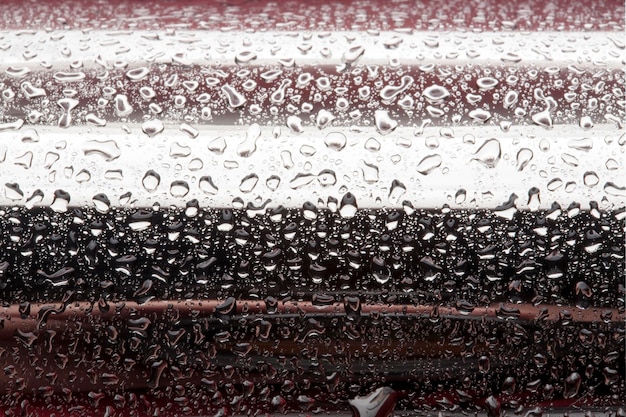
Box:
[0,0,623,32]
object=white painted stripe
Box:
[0,30,623,71]
[0,123,622,210]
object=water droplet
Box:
[374,110,397,135]
[221,84,246,108]
[92,193,111,213]
[380,75,414,101]
[199,176,218,195]
[606,158,618,170]
[287,115,304,134]
[316,109,335,129]
[126,67,150,81]
[583,171,599,187]
[317,169,337,187]
[14,151,33,169]
[423,84,450,104]
[83,140,121,161]
[300,144,317,157]
[324,132,346,151]
[342,45,365,65]
[4,183,24,200]
[560,153,579,167]
[289,173,317,189]
[142,170,160,192]
[169,180,189,198]
[139,86,156,100]
[57,98,79,128]
[237,123,261,157]
[239,174,259,193]
[360,161,379,183]
[180,123,199,138]
[142,119,164,138]
[6,66,31,78]
[235,50,257,64]
[455,189,467,204]
[25,189,44,208]
[472,139,501,168]
[266,175,281,191]
[114,94,133,117]
[579,116,594,129]
[563,372,582,399]
[531,108,552,128]
[280,150,294,169]
[339,192,358,218]
[516,148,533,171]
[604,182,626,197]
[527,187,541,211]
[208,137,227,154]
[469,109,491,122]
[53,71,86,83]
[86,113,106,126]
[51,189,70,212]
[388,180,406,204]
[503,90,519,109]
[416,154,442,175]
[477,77,498,90]
[21,81,46,99]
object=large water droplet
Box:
[472,139,501,168]
[92,193,111,213]
[239,174,259,193]
[583,171,599,187]
[324,132,346,151]
[221,84,246,108]
[316,109,335,129]
[51,189,70,212]
[126,67,150,82]
[199,176,218,195]
[423,84,450,104]
[142,119,164,138]
[374,110,397,135]
[237,123,261,157]
[170,180,189,197]
[477,77,498,90]
[380,75,414,101]
[339,193,358,218]
[360,161,379,183]
[416,154,442,175]
[114,94,133,117]
[516,148,533,171]
[455,189,467,204]
[388,180,406,204]
[563,372,582,399]
[83,140,121,161]
[287,115,304,134]
[604,182,626,197]
[342,45,365,65]
[142,170,160,192]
